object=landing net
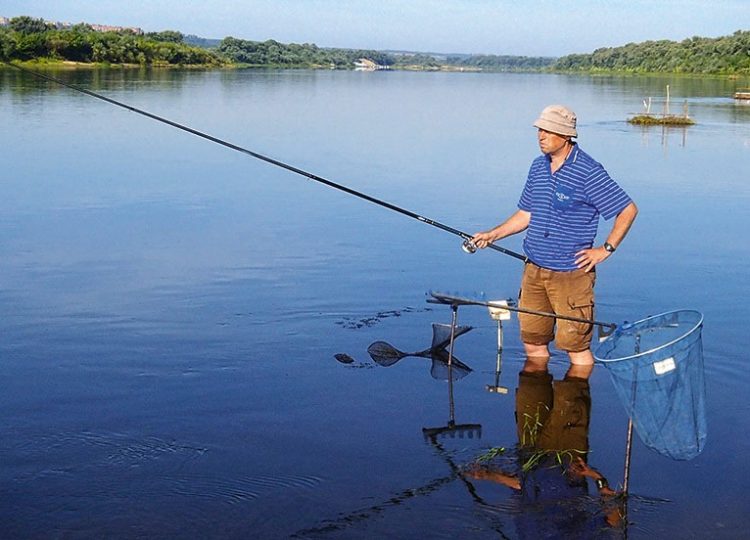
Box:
[594,310,706,460]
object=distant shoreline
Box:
[2,16,748,76]
[4,59,749,81]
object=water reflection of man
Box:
[471,105,638,370]
[467,358,625,534]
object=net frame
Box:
[594,310,706,460]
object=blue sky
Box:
[2,1,748,56]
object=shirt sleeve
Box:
[518,165,536,211]
[584,166,632,220]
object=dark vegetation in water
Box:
[2,15,749,75]
[335,306,432,330]
[333,353,355,364]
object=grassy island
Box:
[628,115,695,126]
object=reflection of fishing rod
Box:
[292,472,456,537]
[292,450,507,539]
[6,62,527,263]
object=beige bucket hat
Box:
[533,104,578,137]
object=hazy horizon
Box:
[2,1,749,58]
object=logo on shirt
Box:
[553,184,574,210]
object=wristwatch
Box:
[603,242,616,253]
[595,477,609,490]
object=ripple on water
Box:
[3,428,327,536]
[6,429,323,501]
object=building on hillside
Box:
[353,58,389,71]
[88,23,143,34]
[0,15,142,34]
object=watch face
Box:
[604,243,615,252]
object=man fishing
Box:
[471,104,638,370]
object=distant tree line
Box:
[0,16,224,65]
[383,53,555,71]
[3,15,748,75]
[554,30,750,74]
[183,35,222,49]
[217,38,556,71]
[391,53,442,69]
[444,54,555,70]
[0,15,553,71]
[217,37,393,68]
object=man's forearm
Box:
[605,202,638,248]
[489,209,531,242]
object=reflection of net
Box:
[366,324,473,381]
[430,323,458,350]
[595,310,706,460]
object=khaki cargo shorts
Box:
[519,262,596,353]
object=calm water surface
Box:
[1,67,749,538]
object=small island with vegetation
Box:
[628,114,695,126]
[2,15,749,77]
[627,85,696,126]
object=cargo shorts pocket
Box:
[555,294,594,352]
[566,294,594,334]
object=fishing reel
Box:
[461,239,478,254]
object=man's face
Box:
[537,128,570,155]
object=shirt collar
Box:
[568,143,579,164]
[545,142,578,170]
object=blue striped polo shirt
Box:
[518,144,632,271]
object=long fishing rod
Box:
[6,61,527,263]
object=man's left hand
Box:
[575,246,611,272]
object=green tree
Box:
[146,30,184,43]
[9,16,51,34]
[554,30,750,74]
[14,32,47,60]
[0,28,17,60]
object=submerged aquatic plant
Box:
[475,446,506,462]
[519,404,549,447]
[520,448,587,474]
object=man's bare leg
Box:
[523,343,550,373]
[567,349,594,379]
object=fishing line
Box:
[5,61,527,262]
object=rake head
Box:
[422,422,482,441]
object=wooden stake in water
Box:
[623,332,641,494]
